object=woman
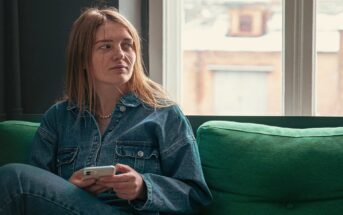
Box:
[0,7,212,215]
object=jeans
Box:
[0,163,136,215]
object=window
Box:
[239,15,253,33]
[315,0,343,116]
[180,0,282,115]
[211,66,271,115]
[162,0,343,116]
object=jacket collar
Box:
[66,92,141,111]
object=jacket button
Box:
[119,106,126,112]
[137,151,144,157]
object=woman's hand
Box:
[96,163,147,201]
[69,169,109,195]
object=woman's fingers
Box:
[85,183,109,194]
[115,163,133,173]
[69,169,97,188]
[94,187,111,195]
[79,178,97,188]
[96,163,146,200]
[68,164,146,199]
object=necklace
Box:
[97,112,113,119]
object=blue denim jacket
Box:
[29,93,212,214]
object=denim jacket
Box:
[29,93,212,214]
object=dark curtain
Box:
[0,0,118,121]
[0,0,5,120]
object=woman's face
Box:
[89,21,136,91]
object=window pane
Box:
[182,0,282,115]
[316,0,343,116]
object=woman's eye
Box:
[99,44,112,49]
[122,43,133,50]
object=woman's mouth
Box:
[110,65,127,70]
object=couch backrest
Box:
[0,120,39,165]
[187,116,343,136]
[197,120,343,215]
[3,118,343,215]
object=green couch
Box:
[2,117,343,214]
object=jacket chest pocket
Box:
[115,141,160,174]
[56,147,78,179]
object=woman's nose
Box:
[112,46,125,60]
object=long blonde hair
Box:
[65,7,173,113]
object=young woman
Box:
[0,7,212,215]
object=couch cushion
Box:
[197,121,343,215]
[0,120,39,166]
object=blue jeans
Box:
[0,163,137,215]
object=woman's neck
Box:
[95,84,127,116]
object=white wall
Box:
[149,0,163,84]
[119,0,163,85]
[119,0,141,34]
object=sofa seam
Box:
[199,125,343,138]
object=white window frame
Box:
[150,0,316,116]
[283,0,316,116]
[149,0,183,102]
[162,0,183,103]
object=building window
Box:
[239,15,253,33]
[162,0,343,116]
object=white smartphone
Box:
[82,165,116,179]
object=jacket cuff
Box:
[129,174,153,211]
